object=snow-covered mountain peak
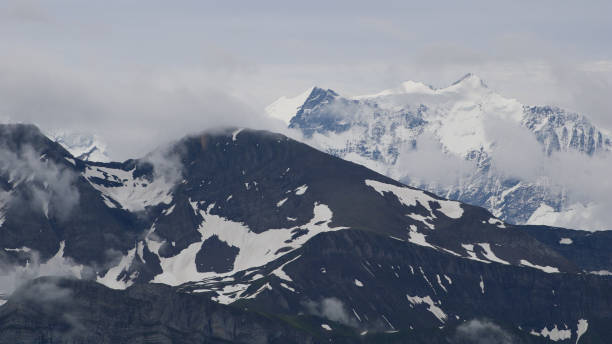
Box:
[450,73,488,89]
[265,86,316,124]
[268,75,612,230]
[353,80,435,99]
[46,130,110,162]
[354,74,488,101]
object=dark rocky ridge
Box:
[0,277,318,344]
[0,124,611,343]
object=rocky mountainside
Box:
[0,123,611,343]
[267,74,612,230]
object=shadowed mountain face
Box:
[0,123,611,343]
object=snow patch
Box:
[276,198,288,207]
[265,86,314,124]
[209,283,250,304]
[64,157,76,166]
[232,128,244,141]
[150,201,346,288]
[97,245,138,289]
[85,166,174,212]
[245,282,273,299]
[271,255,301,282]
[280,282,295,292]
[406,295,447,323]
[294,185,308,195]
[576,319,588,344]
[477,243,510,265]
[520,259,560,273]
[461,244,490,263]
[589,270,612,276]
[531,325,571,341]
[559,238,573,245]
[365,179,463,219]
[408,227,435,249]
[162,204,175,216]
[436,274,448,293]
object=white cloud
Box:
[0,143,80,220]
[396,133,477,187]
[0,48,283,160]
[454,319,516,344]
[303,297,358,327]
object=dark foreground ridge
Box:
[0,124,611,343]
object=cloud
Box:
[0,144,79,220]
[480,115,612,229]
[396,133,477,187]
[303,297,358,327]
[0,0,50,23]
[0,1,610,166]
[453,319,517,344]
[547,61,612,131]
[141,144,185,185]
[0,246,82,299]
[9,277,89,339]
[0,47,285,161]
[12,277,73,303]
[483,116,546,181]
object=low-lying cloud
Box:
[0,246,82,300]
[9,277,89,339]
[453,319,516,344]
[484,116,612,230]
[0,145,79,220]
[396,133,477,188]
[0,48,286,161]
[303,297,358,327]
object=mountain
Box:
[266,74,612,230]
[47,130,110,162]
[0,123,611,343]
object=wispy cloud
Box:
[453,318,516,344]
[0,144,79,220]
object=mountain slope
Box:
[0,123,611,343]
[267,75,612,230]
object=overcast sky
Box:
[1,0,611,159]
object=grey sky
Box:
[1,0,611,159]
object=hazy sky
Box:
[1,0,611,158]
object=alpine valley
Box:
[0,123,611,343]
[266,74,612,231]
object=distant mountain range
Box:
[0,123,611,343]
[266,74,612,230]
